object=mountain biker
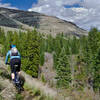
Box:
[5,44,21,81]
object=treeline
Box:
[40,34,81,88]
[0,28,40,78]
[0,27,100,92]
[40,28,100,92]
[83,28,100,92]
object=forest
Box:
[0,27,100,93]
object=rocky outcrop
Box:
[0,77,16,100]
[39,53,57,86]
[0,57,17,100]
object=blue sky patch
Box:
[1,0,38,10]
[64,3,82,8]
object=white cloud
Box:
[72,7,88,13]
[82,0,100,9]
[28,0,100,30]
[0,1,18,9]
[28,4,50,12]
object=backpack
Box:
[11,47,18,56]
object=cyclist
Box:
[5,44,21,82]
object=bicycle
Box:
[7,63,24,93]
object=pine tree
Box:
[22,30,40,77]
[62,37,70,55]
[0,28,5,45]
[83,28,100,91]
[88,28,99,54]
[56,47,72,88]
[93,47,100,91]
[70,36,80,54]
[46,34,54,53]
[53,34,62,56]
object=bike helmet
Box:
[10,44,16,49]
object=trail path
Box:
[0,57,17,100]
[0,57,70,100]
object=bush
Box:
[16,94,24,100]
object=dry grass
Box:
[62,88,100,100]
[24,83,54,100]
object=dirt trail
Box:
[0,57,17,100]
[0,57,33,100]
[0,57,70,100]
[21,71,57,97]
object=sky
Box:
[0,0,100,30]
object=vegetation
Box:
[0,27,100,98]
[0,95,3,100]
[16,94,24,100]
[0,28,40,78]
[56,47,71,88]
[41,74,47,83]
[40,28,100,92]
[24,83,53,100]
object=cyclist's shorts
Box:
[10,58,21,73]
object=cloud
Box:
[0,1,18,9]
[28,0,100,30]
[28,0,81,14]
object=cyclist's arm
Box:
[5,51,10,64]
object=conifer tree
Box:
[46,34,54,53]
[70,36,80,54]
[82,28,100,91]
[53,34,62,56]
[62,37,70,55]
[0,28,5,45]
[40,36,45,66]
[93,47,100,91]
[22,30,40,77]
[88,28,99,54]
[56,47,72,88]
[12,31,19,47]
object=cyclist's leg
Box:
[10,59,15,80]
[16,58,21,75]
[16,59,24,91]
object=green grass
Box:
[41,74,47,83]
[0,95,3,100]
[24,83,41,96]
[0,69,10,80]
[33,88,41,96]
[16,94,24,100]
[39,94,53,100]
[24,83,54,100]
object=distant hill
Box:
[0,7,88,36]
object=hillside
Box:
[0,7,87,36]
[0,57,55,100]
[0,23,100,99]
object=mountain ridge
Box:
[0,7,88,36]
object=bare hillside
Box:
[0,7,88,37]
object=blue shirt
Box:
[5,50,21,64]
